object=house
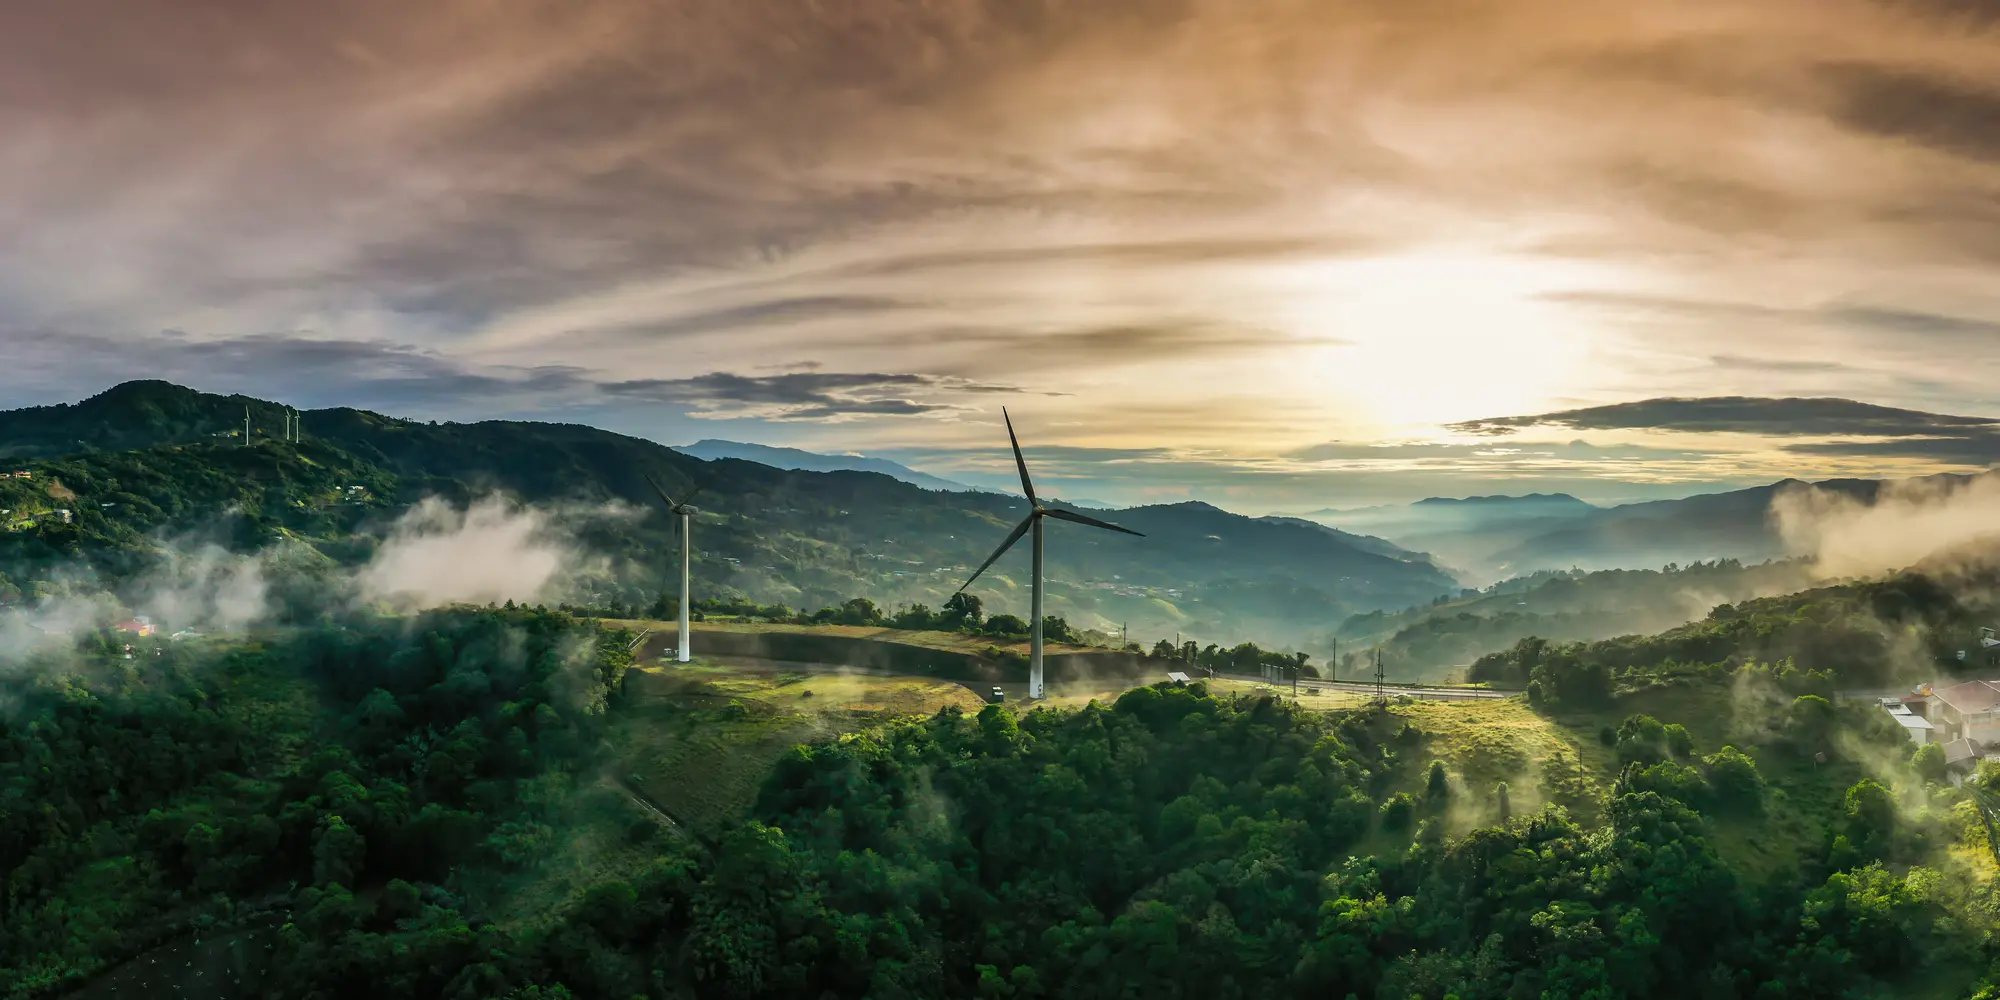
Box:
[1924,679,2000,743]
[1166,671,1191,686]
[1885,703,1936,744]
[1945,737,1982,775]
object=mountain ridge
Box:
[676,438,992,494]
[0,380,1458,651]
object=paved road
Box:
[1212,671,1511,701]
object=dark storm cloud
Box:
[600,371,1023,420]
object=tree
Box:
[1841,779,1897,861]
[1495,782,1512,822]
[1703,745,1766,813]
[1042,615,1078,643]
[1912,742,1947,784]
[986,614,1029,636]
[1615,714,1669,765]
[1788,695,1838,750]
[1426,761,1450,802]
[1665,723,1694,758]
[1380,792,1417,831]
[942,592,984,629]
[313,814,366,887]
[1150,639,1176,659]
[891,602,939,629]
[834,597,882,626]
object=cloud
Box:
[1450,396,2000,438]
[601,370,1023,421]
[1773,474,2000,578]
[1711,355,1855,374]
[1823,61,2000,164]
[584,295,920,343]
[356,495,584,609]
[3,0,2000,479]
[1287,438,1717,464]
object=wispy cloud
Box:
[1449,396,2000,438]
[602,370,1022,421]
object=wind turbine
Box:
[644,475,704,663]
[959,409,1143,700]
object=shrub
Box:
[1665,723,1694,758]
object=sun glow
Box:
[1263,251,1603,433]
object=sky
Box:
[3,0,1998,511]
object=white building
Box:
[1885,703,1936,745]
[1925,680,2000,743]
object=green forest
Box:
[10,590,2000,998]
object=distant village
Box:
[1883,636,2000,784]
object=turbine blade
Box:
[958,514,1035,592]
[642,474,679,510]
[680,482,706,508]
[1003,407,1036,505]
[1045,506,1144,537]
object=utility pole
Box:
[243,407,250,444]
[1374,647,1386,704]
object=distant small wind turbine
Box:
[959,409,1143,699]
[644,475,704,663]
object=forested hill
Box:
[1332,559,1822,682]
[0,381,1453,645]
[1465,568,1993,698]
[13,600,2000,998]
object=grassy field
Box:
[607,659,989,838]
[602,617,1101,658]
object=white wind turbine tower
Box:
[645,475,705,663]
[959,409,1143,700]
